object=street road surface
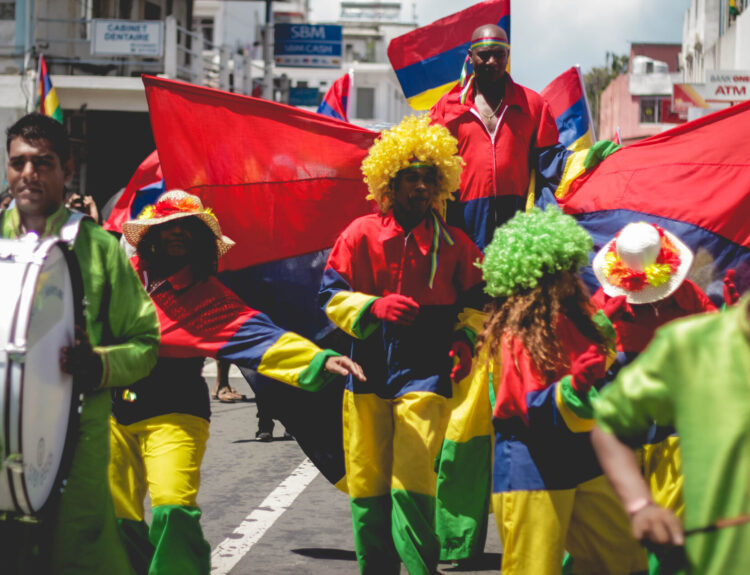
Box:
[189,362,503,574]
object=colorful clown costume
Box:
[110,259,345,574]
[489,311,648,575]
[320,209,483,575]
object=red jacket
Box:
[591,280,717,354]
[431,74,560,250]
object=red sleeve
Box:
[674,279,718,313]
[325,225,356,285]
[430,96,446,125]
[535,98,560,149]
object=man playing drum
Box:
[0,113,160,574]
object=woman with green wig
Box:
[475,207,648,575]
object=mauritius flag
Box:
[558,99,750,301]
[317,72,351,122]
[388,0,510,111]
[38,55,62,123]
[541,66,595,152]
[141,75,377,485]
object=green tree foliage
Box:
[584,52,628,135]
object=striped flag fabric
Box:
[103,150,164,234]
[541,66,596,151]
[557,99,750,301]
[388,0,510,111]
[37,55,62,123]
[317,72,351,122]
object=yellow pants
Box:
[109,414,211,575]
[493,475,648,575]
[343,390,449,575]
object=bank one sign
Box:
[274,24,342,68]
[91,20,164,57]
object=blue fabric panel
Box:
[217,312,285,368]
[555,98,589,148]
[446,195,526,252]
[219,249,334,341]
[492,385,602,492]
[130,180,166,218]
[319,265,352,309]
[317,99,346,122]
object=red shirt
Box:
[431,74,559,203]
[326,210,482,305]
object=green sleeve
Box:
[94,237,160,389]
[594,330,675,439]
[297,349,341,392]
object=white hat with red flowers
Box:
[592,222,693,304]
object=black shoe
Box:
[256,431,273,442]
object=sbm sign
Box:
[274,24,342,68]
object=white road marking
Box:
[210,458,320,574]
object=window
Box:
[356,87,375,119]
[640,98,659,123]
[144,1,161,21]
[0,2,14,20]
[196,17,214,49]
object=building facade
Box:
[599,0,750,144]
[598,43,683,145]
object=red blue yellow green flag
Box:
[38,55,62,123]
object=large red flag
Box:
[558,99,750,297]
[142,75,377,272]
[142,76,382,487]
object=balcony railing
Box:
[29,15,253,94]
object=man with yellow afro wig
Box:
[319,114,485,575]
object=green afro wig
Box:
[479,207,593,297]
[361,114,463,213]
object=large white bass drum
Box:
[0,236,84,515]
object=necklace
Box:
[480,97,503,119]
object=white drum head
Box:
[0,238,78,514]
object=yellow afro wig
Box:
[361,115,463,213]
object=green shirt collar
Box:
[2,203,71,239]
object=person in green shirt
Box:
[0,113,160,574]
[592,294,750,575]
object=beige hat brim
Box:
[122,211,235,258]
[592,228,693,304]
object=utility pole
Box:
[263,0,274,100]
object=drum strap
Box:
[59,211,87,246]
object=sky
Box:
[309,0,693,92]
